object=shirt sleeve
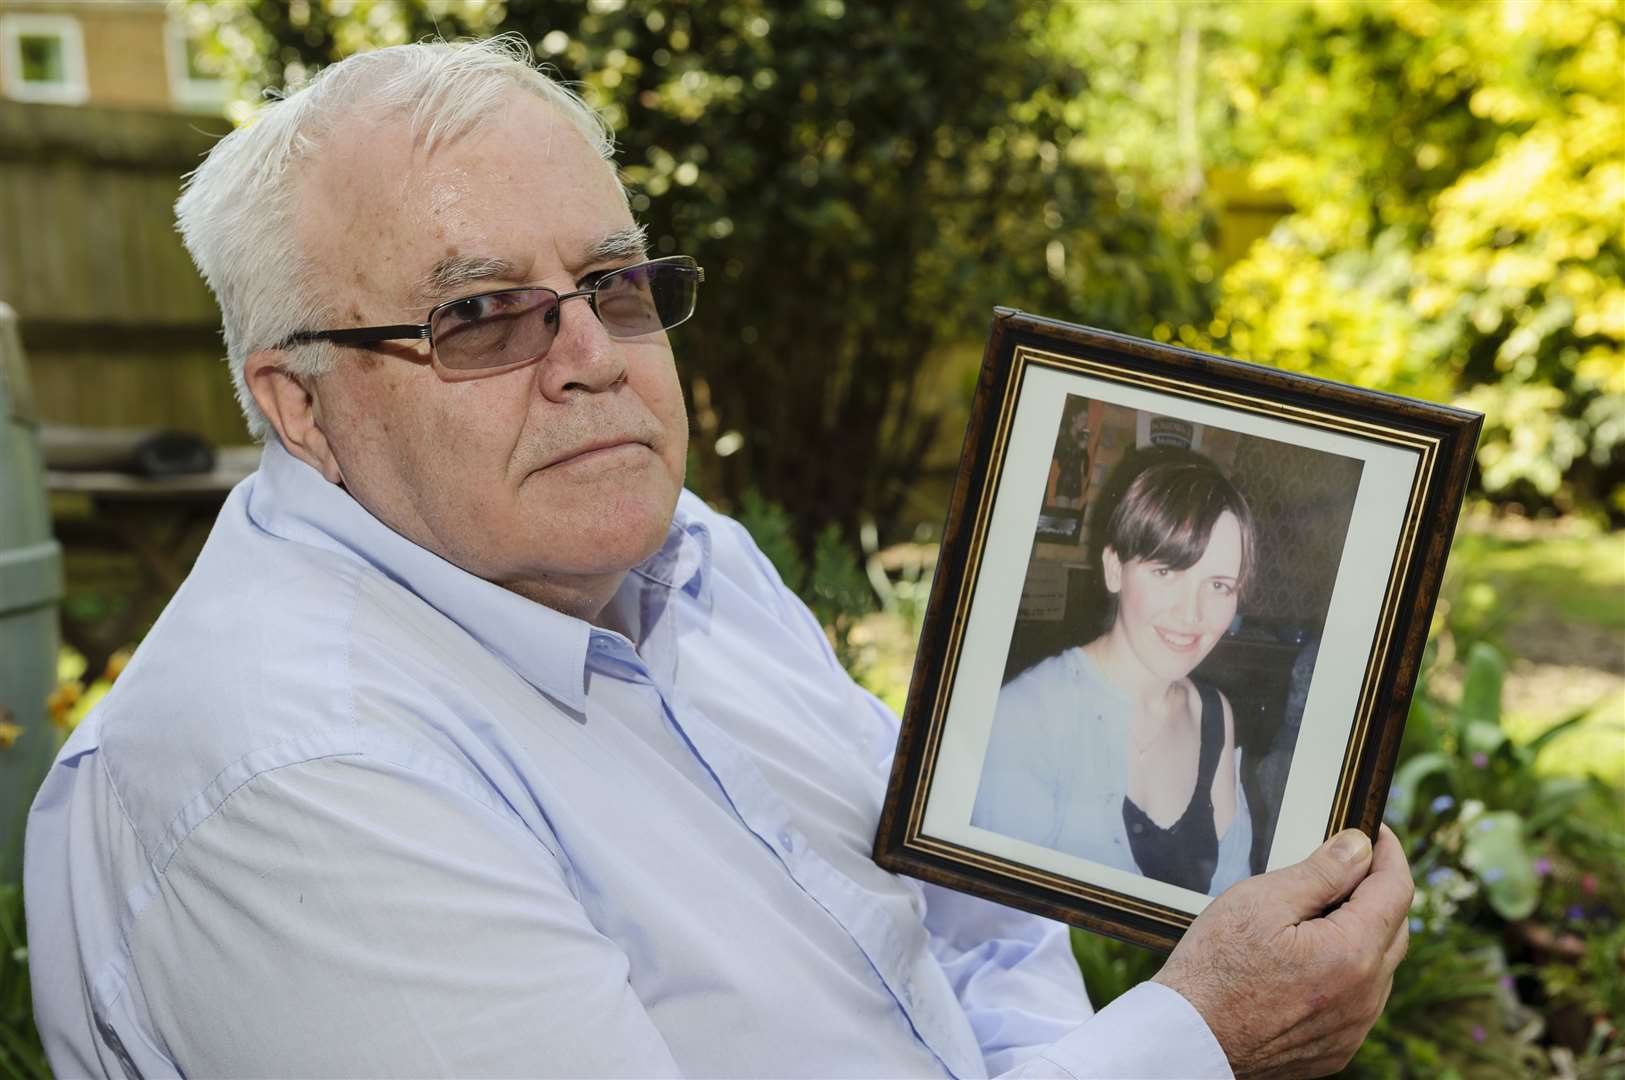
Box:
[128,754,684,1078]
[919,881,1092,1074]
[1003,982,1233,1079]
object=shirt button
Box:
[777,830,794,852]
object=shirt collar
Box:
[245,439,710,712]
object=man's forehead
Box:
[298,94,634,311]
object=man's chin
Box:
[535,482,681,572]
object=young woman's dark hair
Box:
[1088,446,1257,627]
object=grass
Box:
[1441,517,1625,785]
[1447,524,1625,637]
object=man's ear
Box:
[1102,545,1123,595]
[244,348,343,485]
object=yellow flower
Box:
[0,719,23,750]
[104,648,133,684]
[47,681,84,729]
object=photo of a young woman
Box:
[971,446,1258,896]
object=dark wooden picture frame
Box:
[874,310,1482,951]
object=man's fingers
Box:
[1267,828,1374,922]
[1381,910,1410,975]
[1327,824,1414,943]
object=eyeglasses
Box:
[280,256,704,379]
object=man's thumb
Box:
[1271,829,1373,921]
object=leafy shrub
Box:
[734,488,876,669]
[1352,645,1619,1076]
[0,884,48,1079]
[1204,0,1625,519]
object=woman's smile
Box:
[1153,626,1205,652]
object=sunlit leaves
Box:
[1207,0,1624,514]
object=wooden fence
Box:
[0,100,246,446]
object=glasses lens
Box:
[431,289,559,371]
[596,260,698,339]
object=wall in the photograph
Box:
[1228,439,1364,629]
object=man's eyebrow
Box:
[412,226,648,303]
[413,255,523,303]
[584,224,650,265]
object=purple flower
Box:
[1482,867,1505,883]
[1477,819,1495,833]
[1471,1025,1486,1044]
[1500,974,1516,991]
[1471,751,1489,768]
[1409,916,1424,933]
[1430,794,1455,814]
[1426,867,1452,886]
[1534,857,1553,877]
[1567,905,1586,921]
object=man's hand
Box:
[1152,824,1413,1078]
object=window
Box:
[0,13,89,105]
[165,14,227,113]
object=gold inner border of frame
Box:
[903,343,1442,922]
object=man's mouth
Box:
[1154,627,1203,652]
[544,437,651,469]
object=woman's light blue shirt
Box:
[971,649,1253,897]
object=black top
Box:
[1121,681,1224,893]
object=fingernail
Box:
[1330,830,1372,864]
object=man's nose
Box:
[535,294,626,401]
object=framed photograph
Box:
[874,310,1481,951]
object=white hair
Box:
[175,35,617,441]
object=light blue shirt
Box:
[972,650,1254,898]
[25,440,1230,1078]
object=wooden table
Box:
[49,446,261,676]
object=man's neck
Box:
[498,570,630,631]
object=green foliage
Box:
[1201,0,1625,518]
[1541,921,1625,1047]
[806,523,875,639]
[1445,528,1625,638]
[0,885,48,1080]
[845,539,936,715]
[1390,643,1624,917]
[1068,927,1161,1010]
[1373,642,1624,1076]
[1431,523,1625,786]
[733,488,874,668]
[1460,809,1539,921]
[733,489,804,590]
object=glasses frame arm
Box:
[281,324,430,349]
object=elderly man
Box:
[25,39,1410,1079]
